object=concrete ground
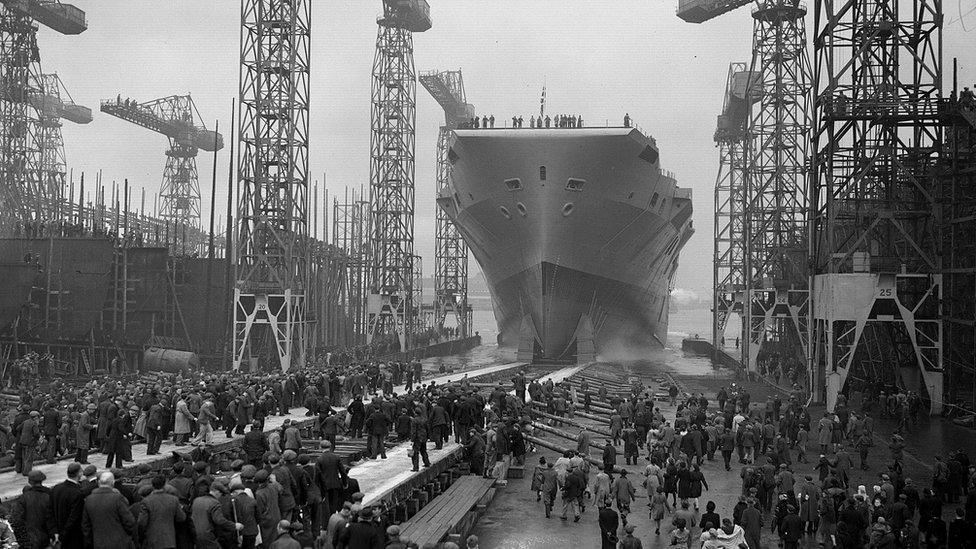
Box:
[471,348,974,548]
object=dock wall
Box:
[380,335,482,362]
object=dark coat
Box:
[82,486,136,549]
[191,494,237,549]
[243,430,268,461]
[335,520,382,549]
[42,409,60,437]
[51,480,85,549]
[315,451,346,494]
[598,507,619,549]
[15,484,54,549]
[138,489,185,549]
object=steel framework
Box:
[100,95,222,229]
[333,189,368,344]
[234,0,311,372]
[0,1,83,231]
[420,69,475,337]
[742,0,812,377]
[809,0,944,412]
[0,7,43,225]
[712,63,753,348]
[940,87,976,412]
[366,0,430,351]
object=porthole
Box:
[627,192,634,199]
[516,202,527,216]
[505,178,522,191]
[499,206,512,219]
[562,203,574,216]
[539,166,547,181]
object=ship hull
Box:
[442,128,693,361]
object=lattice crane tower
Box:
[0,0,85,228]
[742,0,811,379]
[34,73,91,218]
[711,63,756,348]
[809,0,944,412]
[367,0,431,351]
[234,0,311,372]
[680,0,812,376]
[420,69,475,338]
[101,95,222,229]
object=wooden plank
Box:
[399,477,495,545]
[398,477,493,542]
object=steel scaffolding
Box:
[712,63,753,349]
[333,188,368,345]
[809,0,944,412]
[742,0,812,378]
[420,69,476,338]
[234,0,311,372]
[366,0,430,351]
[941,88,976,414]
[0,1,85,231]
[0,7,43,225]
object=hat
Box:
[193,461,208,473]
[230,459,245,471]
[82,464,97,477]
[229,477,245,491]
[241,465,257,479]
[254,469,270,483]
[358,507,374,520]
[27,470,46,483]
[289,521,303,532]
[387,525,401,536]
[282,450,297,462]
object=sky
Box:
[37,0,976,298]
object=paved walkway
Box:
[0,360,527,502]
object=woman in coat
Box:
[649,486,672,535]
[676,461,692,501]
[663,458,679,506]
[688,464,708,510]
[797,475,821,533]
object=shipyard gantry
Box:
[420,69,476,339]
[366,0,431,351]
[100,95,223,230]
[700,0,976,414]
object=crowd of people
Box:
[0,356,564,548]
[526,376,976,549]
[460,113,636,130]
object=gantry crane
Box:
[808,0,944,412]
[33,73,91,217]
[420,69,475,338]
[234,0,312,372]
[100,95,223,229]
[366,0,431,352]
[0,0,85,228]
[680,0,811,377]
[711,64,756,350]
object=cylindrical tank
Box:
[142,347,199,374]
